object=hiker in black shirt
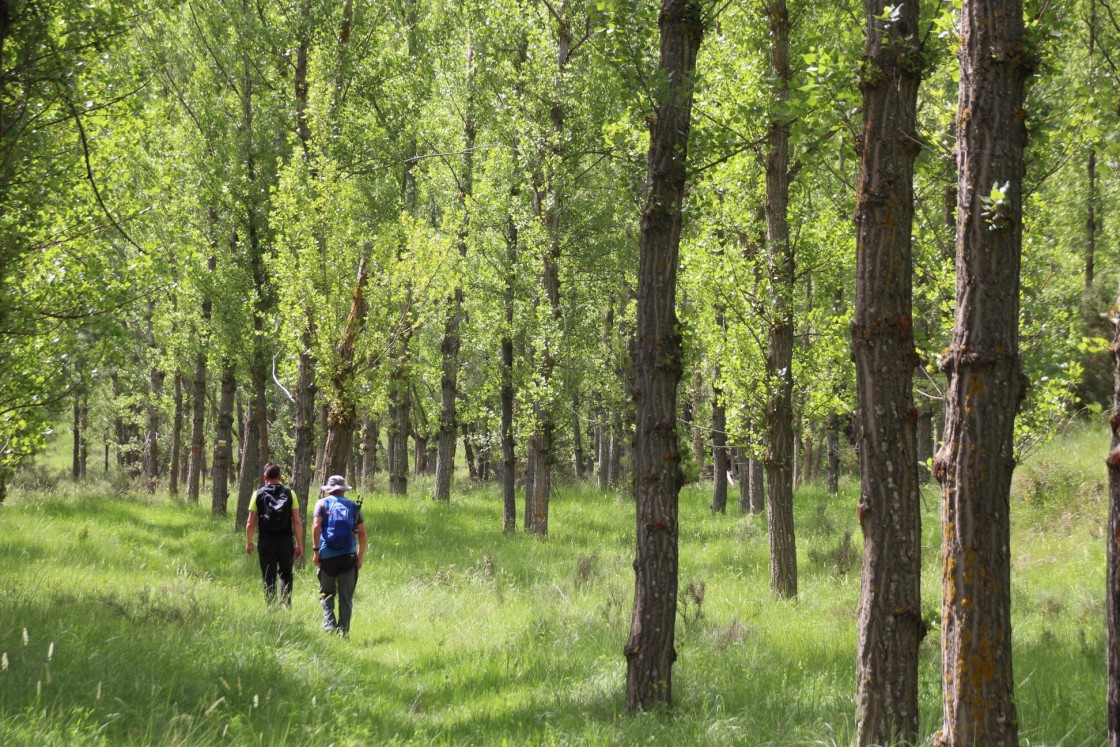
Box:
[245,462,305,606]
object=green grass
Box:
[0,424,1107,745]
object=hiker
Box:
[312,474,367,635]
[245,462,304,607]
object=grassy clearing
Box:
[0,424,1107,745]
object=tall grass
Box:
[0,424,1107,745]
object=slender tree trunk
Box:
[211,362,236,517]
[187,251,215,504]
[711,370,728,513]
[72,394,81,480]
[169,373,183,496]
[625,0,702,712]
[827,411,840,494]
[852,0,925,742]
[462,422,478,481]
[233,0,271,531]
[435,37,476,503]
[933,0,1028,742]
[609,410,623,489]
[78,395,88,479]
[236,367,266,530]
[572,391,586,479]
[763,0,797,599]
[501,205,519,529]
[143,300,165,492]
[291,328,317,544]
[917,407,933,484]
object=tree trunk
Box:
[291,330,317,546]
[211,362,236,517]
[186,251,215,504]
[827,411,840,494]
[235,365,267,530]
[711,372,728,513]
[72,394,81,480]
[435,38,476,503]
[78,395,88,479]
[169,373,183,496]
[361,418,376,487]
[916,407,933,484]
[143,300,164,492]
[323,254,372,481]
[763,0,797,600]
[749,455,765,515]
[625,0,702,712]
[1108,291,1120,747]
[572,391,586,479]
[461,422,478,481]
[852,0,925,742]
[934,0,1028,742]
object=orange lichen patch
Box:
[1109,446,1120,469]
[966,373,984,398]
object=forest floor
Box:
[0,423,1107,745]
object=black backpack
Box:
[256,483,293,535]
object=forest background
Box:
[0,0,1118,743]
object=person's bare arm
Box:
[245,512,257,555]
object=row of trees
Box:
[3,0,1120,742]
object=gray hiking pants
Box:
[317,554,358,634]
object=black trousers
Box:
[257,533,295,606]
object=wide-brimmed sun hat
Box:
[321,475,353,493]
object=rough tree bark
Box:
[851,0,924,743]
[763,0,797,599]
[625,0,702,712]
[933,0,1028,742]
[1109,290,1120,747]
[211,362,236,517]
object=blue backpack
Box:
[322,495,357,550]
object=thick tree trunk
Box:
[169,373,183,496]
[934,0,1027,742]
[323,255,372,481]
[625,0,702,712]
[211,363,236,517]
[1109,291,1120,747]
[852,0,924,742]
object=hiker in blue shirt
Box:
[312,475,366,635]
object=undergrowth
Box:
[0,423,1108,745]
